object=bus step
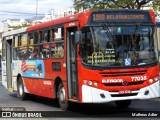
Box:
[8,88,14,92]
[68,99,79,102]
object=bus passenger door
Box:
[66,27,78,100]
[6,39,13,91]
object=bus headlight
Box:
[149,79,153,83]
[149,77,159,84]
[83,80,98,87]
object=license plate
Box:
[119,90,131,94]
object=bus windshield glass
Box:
[80,25,158,67]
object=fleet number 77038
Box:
[131,76,147,82]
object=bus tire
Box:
[17,77,27,100]
[57,83,68,110]
[115,100,132,108]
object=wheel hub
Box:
[19,83,23,96]
[59,87,65,102]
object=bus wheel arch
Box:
[54,77,68,110]
[16,74,21,97]
[54,77,62,99]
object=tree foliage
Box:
[152,0,160,11]
[73,0,153,12]
[9,23,31,30]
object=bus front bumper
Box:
[82,81,160,103]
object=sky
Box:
[0,0,74,20]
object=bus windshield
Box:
[80,25,158,67]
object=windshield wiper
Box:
[101,23,117,45]
[131,24,141,49]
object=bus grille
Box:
[99,70,147,77]
[111,93,138,97]
[104,81,144,86]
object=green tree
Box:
[73,0,152,12]
[9,23,31,30]
[152,0,160,11]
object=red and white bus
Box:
[2,9,160,110]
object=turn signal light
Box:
[88,81,92,86]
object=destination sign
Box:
[93,14,144,21]
[91,10,151,23]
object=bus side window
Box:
[40,29,50,43]
[29,46,39,59]
[39,44,50,59]
[51,43,57,57]
[13,36,19,59]
[18,35,21,46]
[14,36,19,47]
[51,43,64,58]
[34,32,39,44]
[51,28,55,42]
[21,34,27,47]
[13,48,18,59]
[19,47,27,59]
[19,34,28,59]
[28,33,34,45]
[51,27,64,41]
[2,50,6,61]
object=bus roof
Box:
[2,9,155,37]
[2,27,27,37]
[27,9,155,32]
[26,12,88,32]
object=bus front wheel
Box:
[17,77,27,100]
[115,100,132,108]
[57,83,68,110]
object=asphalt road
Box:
[0,77,160,119]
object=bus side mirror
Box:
[75,31,82,44]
